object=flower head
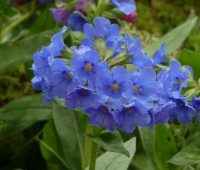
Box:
[112,0,136,15]
[50,8,70,25]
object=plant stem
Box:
[83,125,93,169]
[89,141,98,170]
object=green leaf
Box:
[29,10,57,35]
[138,127,154,158]
[38,138,69,170]
[89,130,129,157]
[42,120,67,170]
[154,125,177,170]
[86,137,136,170]
[52,103,84,170]
[144,17,198,56]
[168,132,200,166]
[0,29,57,72]
[131,154,155,170]
[178,49,200,80]
[0,95,52,139]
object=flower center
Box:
[85,63,93,72]
[112,83,120,91]
[176,77,183,85]
[65,72,73,79]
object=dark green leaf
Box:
[38,139,69,170]
[89,130,129,157]
[144,17,198,56]
[0,95,52,139]
[178,49,200,80]
[42,120,67,170]
[29,10,57,35]
[131,154,155,170]
[52,103,84,170]
[154,125,177,170]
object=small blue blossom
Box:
[68,13,87,32]
[112,0,136,15]
[71,50,108,87]
[152,43,167,65]
[158,60,188,93]
[116,102,150,133]
[65,86,98,109]
[191,97,200,112]
[85,104,118,131]
[46,58,78,98]
[169,97,195,124]
[96,66,132,99]
[45,26,67,57]
[124,67,158,106]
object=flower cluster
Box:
[32,17,198,133]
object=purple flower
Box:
[169,97,195,124]
[65,86,98,109]
[158,60,188,93]
[71,50,108,87]
[191,97,200,112]
[96,66,132,99]
[46,58,78,98]
[152,43,167,65]
[68,13,87,32]
[116,102,150,133]
[50,8,70,25]
[112,0,136,15]
[45,26,67,57]
[85,104,118,131]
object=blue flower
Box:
[149,100,175,127]
[125,34,142,55]
[161,60,188,93]
[116,101,150,133]
[191,97,200,112]
[85,104,118,131]
[65,86,98,109]
[112,0,136,15]
[96,66,132,99]
[68,13,87,32]
[71,50,108,87]
[46,58,78,98]
[124,67,158,107]
[50,8,70,25]
[106,24,125,57]
[45,26,67,57]
[84,17,110,40]
[152,43,167,65]
[169,97,195,124]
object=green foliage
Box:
[0,30,58,72]
[0,95,52,140]
[168,132,200,167]
[86,137,136,170]
[144,16,198,56]
[89,130,130,157]
[52,103,84,170]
